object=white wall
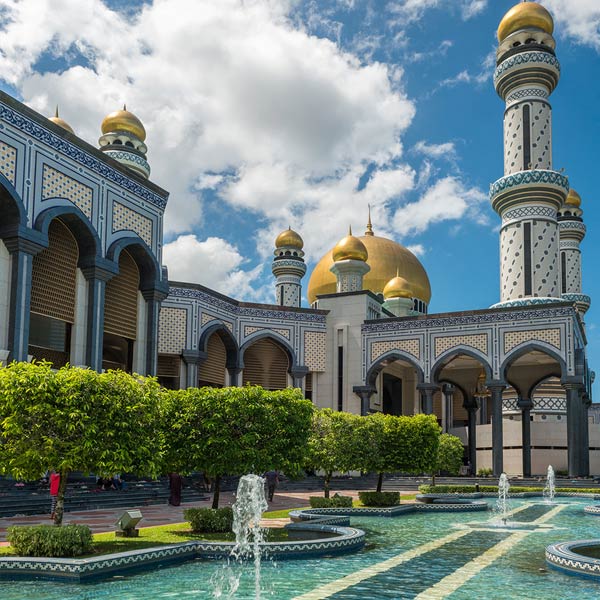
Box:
[69,269,88,366]
[0,240,10,354]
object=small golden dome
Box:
[497,2,554,42]
[565,189,582,208]
[101,105,146,141]
[332,227,368,263]
[275,227,304,249]
[383,274,413,300]
[48,107,74,134]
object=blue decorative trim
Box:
[0,101,167,210]
[546,540,600,579]
[561,293,591,306]
[170,286,327,324]
[490,170,569,199]
[103,150,150,171]
[494,51,560,83]
[490,297,563,309]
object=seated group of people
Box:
[96,475,124,491]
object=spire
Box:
[54,105,59,118]
[365,205,374,236]
[349,225,353,236]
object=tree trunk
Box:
[377,472,384,493]
[431,473,436,488]
[54,469,69,526]
[324,471,331,498]
[212,474,221,509]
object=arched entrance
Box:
[241,337,291,390]
[199,332,227,387]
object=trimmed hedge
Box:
[309,494,353,508]
[358,491,400,507]
[419,485,600,494]
[184,507,233,533]
[7,525,92,557]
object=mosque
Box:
[0,2,594,477]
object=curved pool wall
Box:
[0,521,365,582]
[584,505,600,515]
[546,540,600,579]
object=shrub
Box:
[358,491,400,507]
[418,484,600,495]
[309,493,353,508]
[184,507,233,532]
[7,525,92,557]
[477,468,493,477]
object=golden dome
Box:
[48,107,74,134]
[497,2,554,42]
[275,227,304,249]
[101,105,146,141]
[565,189,581,208]
[308,225,431,304]
[383,274,413,300]
[332,227,368,263]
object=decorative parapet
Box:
[490,170,569,208]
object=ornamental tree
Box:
[0,362,163,525]
[432,433,464,486]
[162,386,313,508]
[305,408,363,497]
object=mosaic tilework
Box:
[304,330,326,372]
[0,140,16,185]
[201,312,233,332]
[504,328,561,353]
[158,307,187,354]
[371,339,420,362]
[41,164,93,218]
[434,334,488,358]
[243,325,290,340]
[112,201,152,246]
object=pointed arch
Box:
[107,235,162,291]
[431,346,493,385]
[198,321,239,369]
[501,342,567,382]
[239,331,297,370]
[366,350,425,387]
[0,174,26,231]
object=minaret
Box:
[99,106,150,179]
[558,189,591,316]
[382,272,414,317]
[330,227,370,293]
[272,227,306,307]
[491,2,569,307]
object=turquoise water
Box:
[3,500,600,599]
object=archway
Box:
[241,336,291,390]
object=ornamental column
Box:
[442,383,455,433]
[488,381,506,477]
[141,287,168,376]
[353,385,376,416]
[564,382,583,477]
[181,349,207,389]
[464,397,479,476]
[518,397,534,477]
[417,383,437,416]
[492,3,567,307]
[3,234,46,362]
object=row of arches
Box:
[0,177,165,374]
[362,343,588,478]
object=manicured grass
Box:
[262,507,304,519]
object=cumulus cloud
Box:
[413,140,457,161]
[163,234,265,300]
[393,176,488,236]
[544,0,600,50]
[389,0,487,24]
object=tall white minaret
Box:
[558,189,591,316]
[272,227,306,307]
[491,2,569,307]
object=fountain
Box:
[496,472,510,525]
[543,465,556,504]
[212,474,269,599]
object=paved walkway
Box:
[1,489,417,543]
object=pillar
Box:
[417,384,437,415]
[3,236,46,362]
[290,366,309,390]
[518,397,534,477]
[564,383,583,478]
[141,288,167,376]
[181,349,207,389]
[442,384,455,433]
[227,366,242,387]
[464,397,479,476]
[581,394,591,477]
[488,382,506,477]
[353,385,376,416]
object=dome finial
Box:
[349,225,353,236]
[48,105,75,134]
[55,105,59,118]
[366,204,374,236]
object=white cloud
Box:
[406,243,425,256]
[388,0,487,24]
[163,234,265,300]
[414,140,457,161]
[544,0,600,50]
[393,176,488,236]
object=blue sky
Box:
[0,0,598,382]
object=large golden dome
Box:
[307,224,431,304]
[497,2,554,42]
[101,106,146,141]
